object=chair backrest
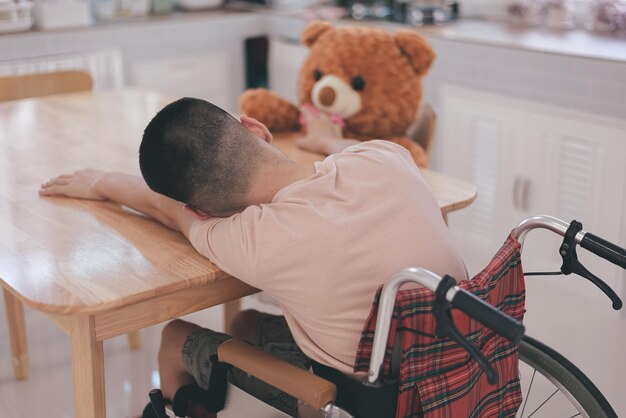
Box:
[407,103,437,158]
[0,71,93,102]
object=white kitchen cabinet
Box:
[0,49,124,89]
[440,85,626,299]
[529,110,626,293]
[131,51,235,113]
[440,84,626,411]
[268,37,309,103]
[438,87,547,277]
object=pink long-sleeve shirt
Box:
[189,140,467,374]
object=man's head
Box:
[139,98,276,216]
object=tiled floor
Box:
[0,295,280,418]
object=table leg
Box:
[3,288,29,380]
[223,299,241,333]
[70,315,106,418]
[127,330,141,350]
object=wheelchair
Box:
[145,215,626,418]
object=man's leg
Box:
[158,319,202,400]
[228,309,265,342]
[158,319,233,418]
[229,310,310,416]
[158,312,307,417]
[229,309,296,345]
[158,312,263,399]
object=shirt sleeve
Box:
[188,206,265,285]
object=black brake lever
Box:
[434,277,498,385]
[560,221,623,310]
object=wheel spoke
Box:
[520,368,537,418]
[526,389,559,418]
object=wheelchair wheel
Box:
[517,336,617,418]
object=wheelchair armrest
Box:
[218,339,337,410]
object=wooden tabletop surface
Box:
[0,89,475,315]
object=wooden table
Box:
[0,89,476,418]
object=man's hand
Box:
[39,169,106,200]
[39,170,197,235]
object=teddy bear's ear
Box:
[301,21,333,47]
[393,31,436,76]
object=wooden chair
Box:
[0,71,93,102]
[1,71,141,383]
[407,103,437,160]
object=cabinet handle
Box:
[512,177,521,209]
[521,179,531,211]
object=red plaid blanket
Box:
[354,234,526,418]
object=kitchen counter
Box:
[1,6,625,64]
[1,6,625,123]
[353,18,626,64]
[0,9,265,61]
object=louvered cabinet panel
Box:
[528,113,626,302]
[468,119,499,241]
[439,87,524,274]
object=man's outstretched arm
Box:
[39,169,197,236]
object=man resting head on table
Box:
[39,98,467,418]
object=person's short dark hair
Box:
[139,98,267,215]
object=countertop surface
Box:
[367,18,626,64]
[1,5,625,64]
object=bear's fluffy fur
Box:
[240,21,436,167]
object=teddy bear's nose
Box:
[319,86,336,107]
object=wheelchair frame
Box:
[363,215,622,418]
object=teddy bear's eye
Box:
[351,76,366,91]
[313,70,323,81]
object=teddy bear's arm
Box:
[239,89,301,132]
[386,136,429,169]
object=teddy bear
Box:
[239,20,436,168]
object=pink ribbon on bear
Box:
[299,103,346,129]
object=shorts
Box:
[181,313,311,417]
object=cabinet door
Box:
[440,88,527,274]
[268,38,309,103]
[524,112,626,302]
[440,86,626,293]
[440,86,626,411]
[520,112,626,412]
[131,51,234,113]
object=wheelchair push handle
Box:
[513,215,626,270]
[581,233,626,270]
[450,286,525,344]
[514,215,625,310]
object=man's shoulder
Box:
[343,139,406,153]
[335,140,417,174]
[342,140,413,162]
